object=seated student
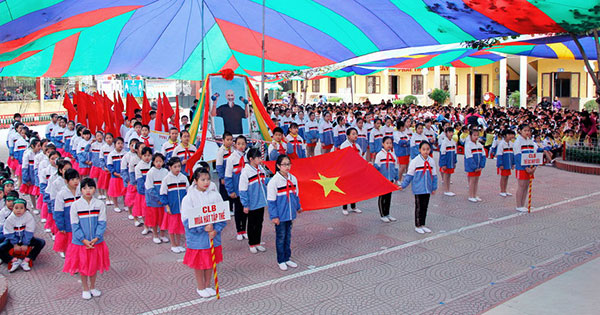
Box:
[268,127,286,161]
[0,191,19,243]
[0,198,46,272]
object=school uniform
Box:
[33,152,46,205]
[0,212,46,264]
[89,141,104,179]
[76,138,92,176]
[45,121,57,140]
[295,116,307,139]
[51,126,66,154]
[319,121,334,150]
[495,139,514,176]
[106,149,126,198]
[13,136,27,177]
[369,127,383,159]
[409,133,428,159]
[400,155,438,227]
[439,137,457,174]
[98,143,114,190]
[63,128,75,158]
[333,124,347,148]
[161,140,178,161]
[304,119,320,148]
[144,167,168,227]
[159,172,188,234]
[38,164,55,229]
[267,172,300,264]
[63,197,110,276]
[215,145,233,208]
[181,187,226,269]
[285,134,306,159]
[6,129,19,171]
[280,115,293,134]
[225,149,247,234]
[356,127,368,154]
[20,148,36,195]
[239,164,269,246]
[464,138,486,177]
[125,153,140,209]
[0,206,12,243]
[268,141,286,161]
[172,143,196,176]
[374,149,399,218]
[393,130,411,165]
[382,125,395,138]
[134,160,151,218]
[53,186,81,253]
[513,135,538,180]
[423,127,437,146]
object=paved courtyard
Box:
[1,128,599,314]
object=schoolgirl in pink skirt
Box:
[159,157,189,253]
[144,153,168,244]
[63,178,110,300]
[106,137,126,213]
[134,146,153,232]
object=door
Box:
[389,75,399,95]
[570,72,580,109]
[474,74,482,105]
[553,72,571,109]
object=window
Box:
[440,74,450,91]
[366,76,380,94]
[329,78,337,94]
[311,79,320,93]
[411,75,423,95]
[554,73,570,97]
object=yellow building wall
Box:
[536,59,595,109]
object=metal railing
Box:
[564,139,600,165]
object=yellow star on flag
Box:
[312,173,345,197]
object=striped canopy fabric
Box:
[0,0,599,78]
[484,35,599,60]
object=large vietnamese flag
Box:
[265,148,398,211]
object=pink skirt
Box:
[19,183,33,195]
[7,156,17,170]
[45,212,58,234]
[79,167,90,176]
[35,192,43,209]
[183,246,222,270]
[125,186,137,208]
[15,165,22,177]
[53,231,72,253]
[90,166,102,179]
[57,148,66,156]
[41,203,48,220]
[144,206,164,227]
[133,193,146,217]
[63,242,110,276]
[98,170,110,190]
[107,177,125,197]
[161,213,185,235]
[31,185,40,196]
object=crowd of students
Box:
[0,99,596,299]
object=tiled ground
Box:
[1,133,600,314]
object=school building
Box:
[291,56,597,110]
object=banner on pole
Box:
[146,79,177,98]
[188,201,231,228]
[521,153,544,166]
[123,80,144,97]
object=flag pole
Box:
[210,239,220,299]
[260,0,265,101]
[201,0,205,82]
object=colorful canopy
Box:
[484,35,599,60]
[1,0,599,78]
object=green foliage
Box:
[509,90,520,108]
[566,146,600,165]
[328,96,343,103]
[392,99,404,105]
[403,95,418,105]
[584,99,599,112]
[428,88,450,105]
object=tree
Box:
[428,88,450,105]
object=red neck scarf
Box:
[421,155,433,179]
[385,151,394,169]
[142,136,149,147]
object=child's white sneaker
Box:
[160,236,170,243]
[342,209,349,216]
[421,226,432,233]
[178,246,186,252]
[278,263,288,271]
[20,260,31,271]
[444,192,456,196]
[468,197,478,203]
[59,252,65,258]
[82,291,92,300]
[205,287,217,296]
[516,207,528,212]
[128,214,134,220]
[33,210,40,215]
[387,216,397,222]
[256,245,266,252]
[475,196,482,201]
[285,260,298,268]
[8,259,21,273]
[152,237,162,244]
[196,289,211,298]
[415,227,425,234]
[242,233,248,240]
[505,192,513,196]
[41,218,47,223]
[351,208,362,213]
[113,207,121,213]
[380,216,391,223]
[44,228,51,233]
[236,234,243,241]
[249,246,258,254]
[141,227,149,235]
[134,221,143,227]
[98,195,106,200]
[171,247,180,253]
[499,192,508,197]
[90,289,102,297]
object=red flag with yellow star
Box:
[264,148,398,211]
